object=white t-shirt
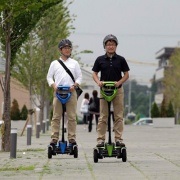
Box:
[80,98,89,113]
[47,58,82,87]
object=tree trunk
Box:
[39,53,46,130]
[1,14,11,151]
[29,32,34,126]
[39,27,48,130]
[39,93,45,130]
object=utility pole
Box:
[147,91,152,117]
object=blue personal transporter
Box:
[93,82,127,163]
[48,85,78,159]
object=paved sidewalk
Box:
[0,122,180,180]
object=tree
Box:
[21,105,28,120]
[164,48,180,122]
[123,80,150,117]
[150,75,157,103]
[11,1,74,128]
[151,102,160,118]
[167,101,175,117]
[34,2,74,128]
[0,0,63,151]
[10,99,21,120]
[160,97,167,117]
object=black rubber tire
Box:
[117,149,122,159]
[74,146,78,158]
[48,147,52,159]
[122,149,127,162]
[93,149,98,163]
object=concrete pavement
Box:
[0,121,180,180]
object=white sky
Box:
[68,0,180,86]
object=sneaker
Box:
[96,141,104,147]
[116,140,125,147]
[50,139,58,154]
[69,139,77,145]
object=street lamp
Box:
[147,91,152,117]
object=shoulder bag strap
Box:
[58,60,75,83]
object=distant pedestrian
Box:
[88,90,100,132]
[80,93,90,130]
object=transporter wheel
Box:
[117,149,122,159]
[122,148,127,162]
[93,149,98,163]
[48,147,52,159]
[73,146,78,158]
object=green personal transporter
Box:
[93,82,127,163]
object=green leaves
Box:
[0,0,63,64]
[164,48,180,111]
[151,102,160,118]
[0,0,66,151]
[11,0,74,106]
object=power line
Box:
[127,59,157,66]
[73,32,180,38]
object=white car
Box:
[133,118,153,125]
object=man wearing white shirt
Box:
[47,39,82,147]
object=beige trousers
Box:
[51,90,77,141]
[97,87,124,143]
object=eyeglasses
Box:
[62,46,72,50]
[106,44,116,47]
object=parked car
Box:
[133,117,153,125]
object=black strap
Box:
[58,60,75,83]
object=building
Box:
[154,47,178,105]
[0,74,30,119]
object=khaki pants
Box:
[97,87,124,143]
[51,90,77,141]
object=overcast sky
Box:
[68,0,180,86]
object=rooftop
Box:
[156,47,180,59]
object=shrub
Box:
[166,101,175,117]
[151,100,175,118]
[21,105,28,120]
[10,99,21,120]
[160,97,167,117]
[151,102,160,118]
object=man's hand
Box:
[51,83,57,92]
[97,81,103,87]
[70,85,77,92]
[115,81,121,88]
